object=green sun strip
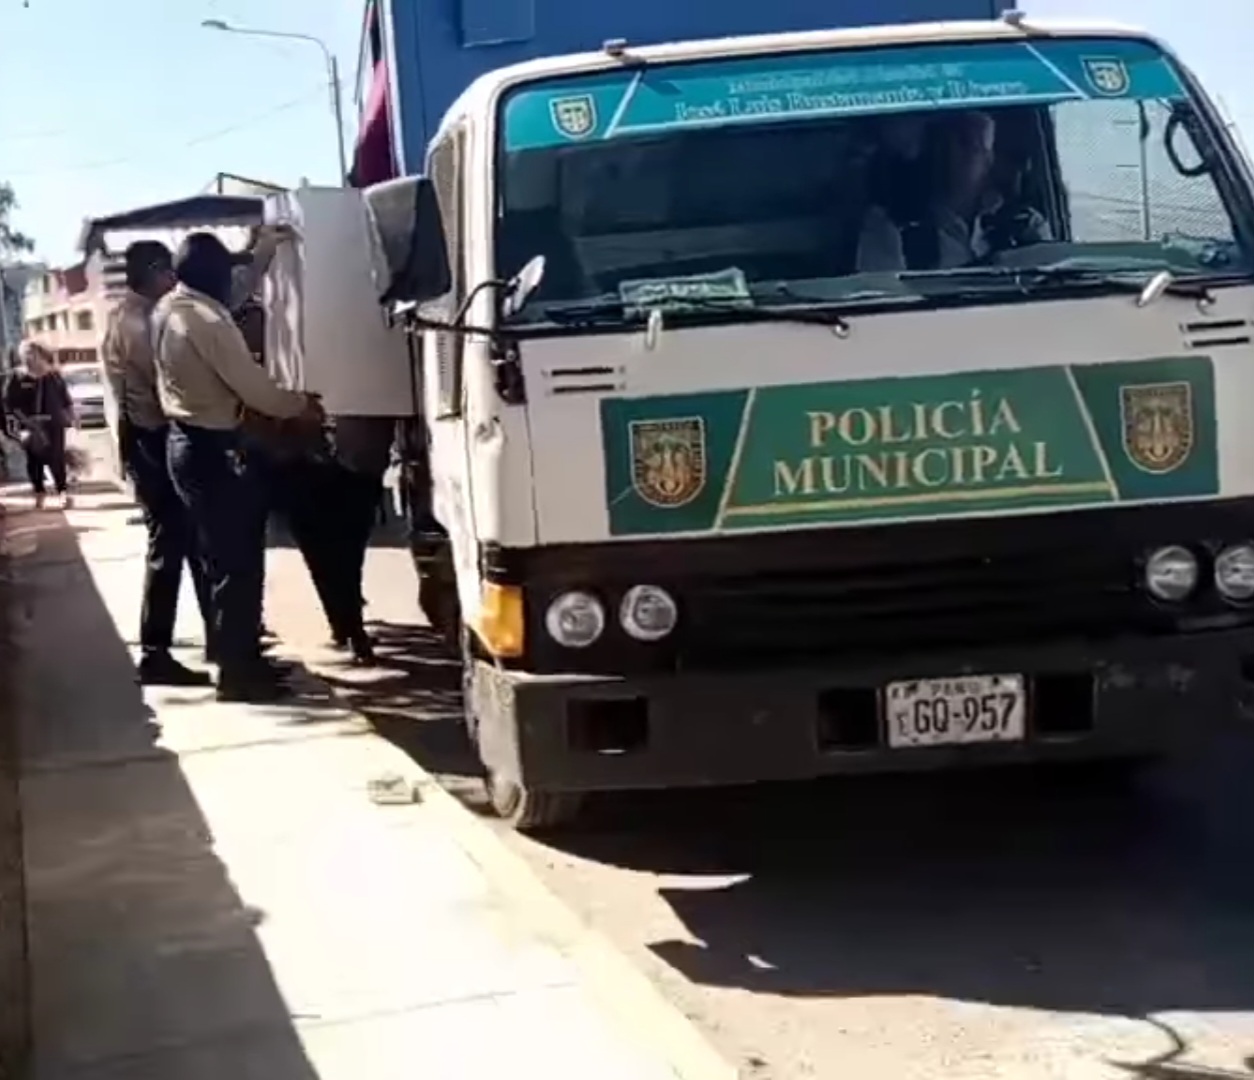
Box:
[599,357,1218,537]
[504,38,1186,152]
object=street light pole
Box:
[327,54,347,182]
[201,20,349,183]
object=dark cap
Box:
[123,240,173,290]
[175,232,236,305]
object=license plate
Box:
[884,674,1026,748]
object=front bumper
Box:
[469,630,1254,793]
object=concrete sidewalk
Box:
[4,484,734,1080]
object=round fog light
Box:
[1215,543,1254,601]
[544,591,605,648]
[620,585,678,641]
[1144,545,1198,602]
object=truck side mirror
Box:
[363,175,452,306]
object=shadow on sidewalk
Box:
[0,503,31,1079]
[317,618,491,812]
[8,507,322,1077]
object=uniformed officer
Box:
[101,240,212,686]
[154,232,323,703]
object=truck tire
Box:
[484,771,585,832]
[461,634,586,832]
[417,551,460,653]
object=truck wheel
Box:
[460,627,479,746]
[485,771,585,832]
[417,556,460,653]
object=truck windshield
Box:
[494,36,1253,326]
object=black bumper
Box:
[469,629,1254,793]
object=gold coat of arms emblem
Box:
[1120,381,1194,474]
[629,418,707,508]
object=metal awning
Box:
[77,194,266,253]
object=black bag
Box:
[19,378,50,457]
[19,423,48,457]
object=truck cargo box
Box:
[358,0,1013,174]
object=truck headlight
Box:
[544,591,605,648]
[1143,545,1198,601]
[1215,543,1254,601]
[620,585,678,641]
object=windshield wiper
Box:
[896,264,1217,304]
[534,293,852,335]
[1023,265,1214,305]
[1131,268,1215,307]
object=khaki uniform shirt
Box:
[100,290,166,431]
[154,283,305,430]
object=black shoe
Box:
[207,644,287,668]
[349,633,376,665]
[260,656,296,677]
[215,676,295,704]
[138,654,213,687]
[216,658,292,700]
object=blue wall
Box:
[382,0,1013,173]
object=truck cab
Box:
[365,16,1254,830]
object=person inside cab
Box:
[864,113,930,230]
[856,109,1050,273]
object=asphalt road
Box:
[341,604,1254,1080]
[506,752,1254,1080]
[79,430,1254,1080]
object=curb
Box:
[326,718,738,1080]
[71,495,738,1079]
[407,768,739,1080]
[256,558,739,1074]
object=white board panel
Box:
[263,187,417,417]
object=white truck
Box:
[365,16,1254,829]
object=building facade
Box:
[21,253,123,367]
[0,262,44,371]
[23,263,99,365]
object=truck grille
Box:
[504,499,1254,676]
[680,547,1146,669]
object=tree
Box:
[0,182,34,258]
